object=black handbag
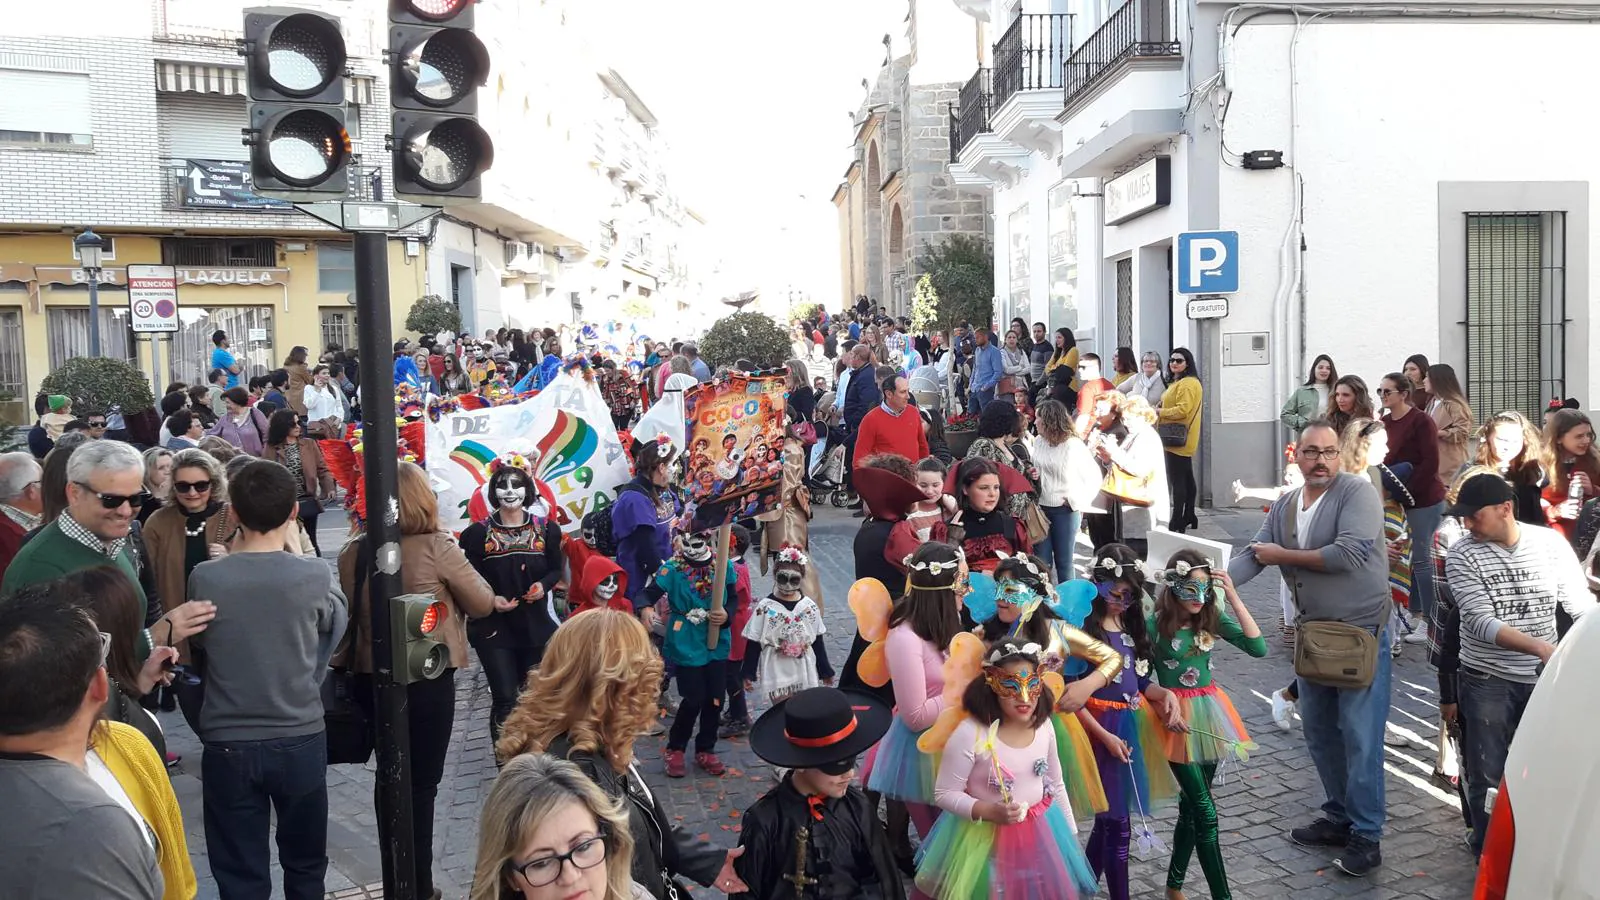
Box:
[323,542,375,765]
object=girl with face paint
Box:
[1147,548,1266,900]
[740,547,833,714]
[1073,544,1182,900]
[458,460,566,742]
[916,641,1098,900]
[643,529,735,779]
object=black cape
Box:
[732,776,904,900]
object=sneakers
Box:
[1270,688,1296,733]
[664,749,686,778]
[1290,818,1351,848]
[1402,611,1430,644]
[694,751,726,776]
[1383,728,1410,747]
[718,717,752,739]
[1334,834,1382,876]
[163,751,182,769]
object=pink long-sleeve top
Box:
[885,624,946,731]
[933,717,1070,824]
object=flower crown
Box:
[903,549,965,577]
[774,545,809,567]
[986,641,1043,664]
[1161,558,1214,587]
[488,449,539,478]
[994,550,1055,600]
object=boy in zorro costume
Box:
[733,687,905,900]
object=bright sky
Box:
[597,0,902,305]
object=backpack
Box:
[586,483,650,558]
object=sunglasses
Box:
[173,479,213,495]
[75,484,151,510]
[1169,358,1185,364]
[86,420,106,428]
[1376,388,1400,396]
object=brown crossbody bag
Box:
[1286,489,1388,689]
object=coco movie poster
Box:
[680,371,788,531]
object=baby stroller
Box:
[807,424,853,507]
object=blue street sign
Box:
[1176,231,1239,295]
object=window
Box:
[1464,212,1566,421]
[71,235,117,262]
[162,237,276,268]
[0,308,23,398]
[1115,257,1134,349]
[1047,182,1079,331]
[47,307,131,370]
[0,68,92,148]
[168,307,275,387]
[320,308,357,354]
[318,243,355,293]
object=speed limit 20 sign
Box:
[127,264,180,333]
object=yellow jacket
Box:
[1157,377,1204,457]
[1045,346,1081,391]
[94,721,198,900]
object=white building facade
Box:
[951,0,1600,500]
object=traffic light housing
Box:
[391,593,449,684]
[387,0,495,203]
[240,7,353,201]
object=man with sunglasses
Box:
[1,440,149,603]
[1227,419,1393,877]
[0,588,163,899]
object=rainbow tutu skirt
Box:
[1051,711,1107,815]
[1164,685,1255,765]
[862,715,938,804]
[1085,695,1179,811]
[914,795,1098,900]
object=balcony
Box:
[992,14,1072,111]
[948,68,993,161]
[1062,0,1181,109]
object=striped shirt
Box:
[1445,522,1595,683]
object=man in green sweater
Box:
[1,440,149,598]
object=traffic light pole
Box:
[353,229,419,900]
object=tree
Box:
[910,275,939,335]
[697,311,792,371]
[404,294,461,337]
[789,300,821,324]
[39,357,156,417]
[620,296,654,321]
[915,234,995,331]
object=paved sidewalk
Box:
[163,505,1480,899]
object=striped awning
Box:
[154,61,374,105]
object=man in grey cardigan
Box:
[1229,420,1391,877]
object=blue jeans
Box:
[1406,501,1445,620]
[970,386,995,413]
[1034,504,1081,583]
[202,731,329,900]
[1297,625,1393,842]
[1458,668,1535,856]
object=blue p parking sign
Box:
[1176,231,1239,295]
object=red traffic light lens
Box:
[402,0,471,21]
[418,601,446,634]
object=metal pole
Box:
[151,336,163,400]
[87,274,102,357]
[353,230,417,900]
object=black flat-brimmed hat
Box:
[748,688,892,770]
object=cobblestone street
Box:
[164,505,1481,899]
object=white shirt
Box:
[303,383,344,422]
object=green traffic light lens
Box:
[264,15,346,97]
[266,110,348,185]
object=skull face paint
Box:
[594,573,620,601]
[774,569,804,595]
[494,471,528,510]
[681,532,714,564]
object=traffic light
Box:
[387,0,495,202]
[239,7,353,201]
[391,593,449,684]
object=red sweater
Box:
[0,515,24,581]
[852,404,930,469]
[1382,407,1445,507]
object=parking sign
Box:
[127,265,180,333]
[1176,231,1239,295]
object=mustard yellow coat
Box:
[94,720,198,900]
[1157,377,1204,457]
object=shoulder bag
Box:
[323,541,375,764]
[1099,432,1153,508]
[1286,488,1389,689]
[1158,384,1199,448]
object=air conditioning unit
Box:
[528,241,544,259]
[505,242,532,273]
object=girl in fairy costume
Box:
[1149,548,1267,900]
[971,552,1122,817]
[917,640,1098,900]
[1076,543,1183,900]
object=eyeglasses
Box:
[1296,447,1340,461]
[511,831,610,888]
[1376,388,1400,397]
[76,483,151,510]
[86,420,106,428]
[98,631,111,668]
[173,479,213,495]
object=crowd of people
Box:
[2,297,1597,900]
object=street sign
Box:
[1176,231,1239,295]
[126,264,180,333]
[1186,296,1229,320]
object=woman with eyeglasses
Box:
[1475,411,1547,526]
[1422,363,1475,488]
[471,751,647,900]
[1324,374,1375,438]
[1377,372,1445,640]
[1157,348,1204,533]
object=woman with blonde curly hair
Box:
[495,610,747,899]
[471,752,646,900]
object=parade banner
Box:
[425,373,631,534]
[681,371,788,531]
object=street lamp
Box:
[74,229,106,356]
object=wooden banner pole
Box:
[706,523,733,650]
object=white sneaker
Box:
[1271,688,1296,732]
[1402,614,1430,644]
[1384,728,1410,747]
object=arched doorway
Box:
[864,141,883,307]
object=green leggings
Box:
[1168,761,1230,899]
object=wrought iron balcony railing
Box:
[948,67,993,160]
[1063,0,1181,106]
[992,13,1072,110]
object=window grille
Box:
[1464,212,1565,421]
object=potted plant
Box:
[945,411,978,458]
